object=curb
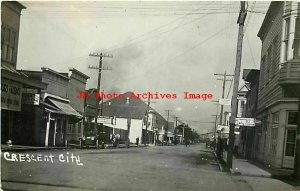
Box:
[1,144,151,152]
[1,147,71,152]
[213,151,226,172]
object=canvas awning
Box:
[48,98,82,118]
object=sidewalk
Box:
[1,143,149,152]
[215,154,298,191]
[231,157,271,177]
[1,144,69,152]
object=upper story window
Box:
[1,25,17,65]
[293,17,300,59]
[240,100,245,114]
[260,56,266,89]
[267,45,272,81]
[272,36,278,76]
[284,18,290,61]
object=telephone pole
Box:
[165,110,170,143]
[144,96,150,146]
[214,72,233,125]
[88,52,113,138]
[227,1,247,168]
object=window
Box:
[1,25,16,64]
[240,101,245,115]
[267,46,272,81]
[285,129,296,156]
[260,56,266,88]
[284,18,290,61]
[272,36,278,76]
[288,112,298,125]
[293,18,300,59]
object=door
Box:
[283,129,296,168]
[48,120,55,146]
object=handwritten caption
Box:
[3,152,83,166]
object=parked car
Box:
[79,135,99,149]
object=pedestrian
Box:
[136,137,139,147]
[185,139,188,147]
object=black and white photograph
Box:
[1,1,300,190]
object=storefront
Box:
[1,68,47,145]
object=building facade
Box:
[22,68,82,147]
[256,1,300,169]
[1,1,48,145]
[66,68,89,144]
[100,92,167,145]
[239,69,261,159]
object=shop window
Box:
[68,124,72,133]
[285,129,296,156]
[288,112,298,125]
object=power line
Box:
[160,22,236,67]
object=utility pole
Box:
[211,112,219,151]
[227,1,247,168]
[214,72,233,125]
[88,52,112,140]
[174,116,179,145]
[144,96,150,146]
[166,110,170,141]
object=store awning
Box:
[40,100,65,115]
[48,98,82,118]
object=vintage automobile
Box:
[79,135,99,149]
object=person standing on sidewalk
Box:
[136,137,139,147]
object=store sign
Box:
[219,98,231,106]
[22,88,40,105]
[1,80,22,111]
[34,94,40,105]
[235,118,255,126]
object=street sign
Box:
[219,98,231,105]
[235,118,255,126]
[92,116,115,124]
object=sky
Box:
[16,1,270,134]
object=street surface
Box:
[0,144,292,191]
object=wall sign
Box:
[1,79,22,111]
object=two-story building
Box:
[22,68,82,147]
[257,1,300,169]
[1,1,47,146]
